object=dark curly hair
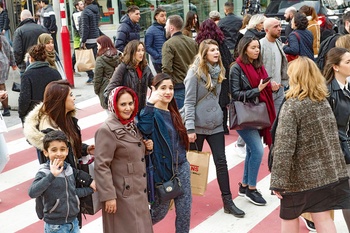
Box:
[196,19,225,44]
[28,44,47,62]
[293,12,309,30]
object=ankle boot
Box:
[222,194,245,218]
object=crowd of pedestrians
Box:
[2,1,350,233]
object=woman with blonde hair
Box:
[299,5,320,56]
[270,56,350,233]
[335,34,350,49]
[244,14,266,39]
[184,39,245,217]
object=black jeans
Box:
[85,43,97,80]
[190,132,231,195]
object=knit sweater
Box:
[270,98,348,193]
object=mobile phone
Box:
[262,77,272,84]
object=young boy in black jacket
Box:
[28,130,96,232]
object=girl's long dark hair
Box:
[152,73,189,150]
[40,80,82,159]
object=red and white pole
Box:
[60,0,74,86]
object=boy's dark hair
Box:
[43,130,69,151]
[40,0,49,5]
[224,2,234,13]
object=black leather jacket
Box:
[327,78,350,163]
[229,63,260,101]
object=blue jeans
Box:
[174,88,185,109]
[44,218,80,233]
[236,129,264,187]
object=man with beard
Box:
[260,17,288,112]
[145,8,167,73]
[284,6,296,38]
[161,15,197,109]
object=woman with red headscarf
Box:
[94,86,154,233]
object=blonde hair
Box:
[247,14,266,29]
[335,34,350,50]
[192,39,225,89]
[285,56,328,101]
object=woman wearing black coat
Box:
[105,40,153,113]
[196,19,233,134]
[18,44,61,123]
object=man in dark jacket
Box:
[12,10,48,73]
[284,6,296,38]
[218,2,242,55]
[145,7,167,73]
[115,5,140,52]
[79,0,100,84]
[39,0,58,53]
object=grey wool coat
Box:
[270,98,348,193]
[94,114,153,233]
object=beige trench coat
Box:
[94,114,153,233]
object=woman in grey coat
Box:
[183,39,245,218]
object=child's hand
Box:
[147,86,162,104]
[90,180,97,192]
[50,159,63,177]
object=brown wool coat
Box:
[94,114,153,233]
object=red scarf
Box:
[236,57,276,146]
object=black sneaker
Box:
[238,182,247,196]
[2,109,10,117]
[301,217,316,232]
[245,188,267,206]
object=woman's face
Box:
[291,18,296,30]
[334,52,350,79]
[192,14,198,26]
[117,93,135,120]
[206,44,220,65]
[245,40,260,62]
[46,39,54,52]
[97,42,101,51]
[156,79,174,104]
[134,44,145,64]
[65,88,75,113]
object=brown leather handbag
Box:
[229,93,270,130]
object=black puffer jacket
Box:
[79,4,100,44]
[244,29,266,39]
[105,62,153,112]
[218,13,242,50]
[115,15,140,52]
[0,9,9,31]
[18,62,62,122]
[327,78,350,164]
[12,19,48,71]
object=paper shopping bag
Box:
[75,49,95,72]
[187,150,210,196]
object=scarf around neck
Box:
[25,61,49,72]
[46,50,57,69]
[236,57,276,146]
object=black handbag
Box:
[12,82,21,92]
[155,151,184,204]
[155,175,184,204]
[229,92,270,130]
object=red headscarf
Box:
[108,86,139,125]
[236,57,276,146]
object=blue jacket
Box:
[115,15,140,52]
[137,105,187,183]
[283,29,314,61]
[145,22,166,64]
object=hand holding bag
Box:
[9,68,21,92]
[229,92,270,130]
[75,49,95,72]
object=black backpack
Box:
[316,34,340,71]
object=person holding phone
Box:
[230,36,276,206]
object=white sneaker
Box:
[234,142,246,158]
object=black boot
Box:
[222,194,245,218]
